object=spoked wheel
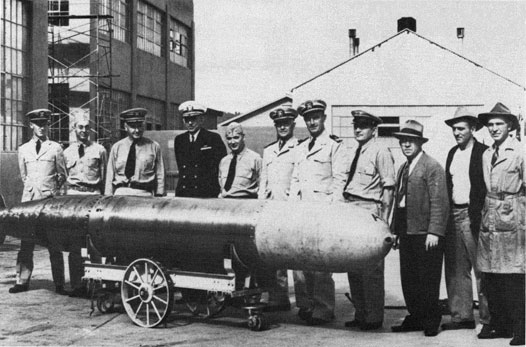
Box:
[121,258,173,328]
[206,291,227,318]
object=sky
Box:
[193,0,526,114]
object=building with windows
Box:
[222,28,525,168]
[48,0,195,146]
[1,1,48,206]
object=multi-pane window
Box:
[99,0,130,43]
[48,0,69,26]
[169,18,190,67]
[1,0,27,151]
[137,95,164,131]
[137,1,164,57]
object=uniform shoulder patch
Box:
[298,137,309,144]
[264,140,278,149]
[329,134,342,143]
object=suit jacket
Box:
[445,140,488,237]
[174,128,227,197]
[394,152,449,237]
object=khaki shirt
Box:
[289,130,348,202]
[343,138,396,202]
[64,141,107,192]
[105,137,165,196]
[258,137,299,201]
[218,147,262,198]
[18,138,66,202]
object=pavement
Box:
[0,236,511,347]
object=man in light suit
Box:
[174,101,227,198]
[289,99,348,325]
[391,120,449,337]
[9,109,67,294]
[258,106,300,311]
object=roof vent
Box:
[397,17,416,32]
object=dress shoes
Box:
[424,328,439,337]
[392,323,424,332]
[510,335,525,346]
[9,284,29,294]
[441,321,476,330]
[344,319,363,328]
[478,324,513,339]
[55,285,69,296]
[298,308,312,321]
[306,317,331,326]
[360,321,383,331]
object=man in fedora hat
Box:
[174,101,226,198]
[441,107,490,332]
[342,110,395,331]
[105,108,165,196]
[10,109,67,295]
[390,120,449,337]
[476,103,524,345]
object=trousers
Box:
[444,206,490,324]
[293,270,335,321]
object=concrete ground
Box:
[0,236,508,347]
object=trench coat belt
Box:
[453,203,469,209]
[114,181,153,191]
[486,188,525,201]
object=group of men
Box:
[7,99,524,345]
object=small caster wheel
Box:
[97,293,115,313]
[247,314,268,331]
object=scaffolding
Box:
[47,1,117,146]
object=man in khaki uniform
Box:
[258,107,300,311]
[105,108,165,197]
[218,123,261,199]
[289,99,348,325]
[63,114,107,297]
[9,109,67,294]
[343,110,395,330]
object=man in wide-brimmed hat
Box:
[476,103,524,345]
[441,107,490,333]
[391,120,449,337]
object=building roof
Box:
[291,29,525,93]
[219,95,292,126]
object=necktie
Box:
[491,146,499,166]
[224,153,237,192]
[279,140,284,151]
[398,162,410,206]
[343,145,362,191]
[125,140,137,179]
[36,140,41,154]
[190,134,195,143]
[78,144,85,158]
[308,137,316,151]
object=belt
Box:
[67,183,100,193]
[487,191,524,200]
[453,203,469,209]
[343,192,380,204]
[114,181,153,191]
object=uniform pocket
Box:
[495,199,517,232]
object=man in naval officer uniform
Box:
[289,99,348,325]
[63,113,107,297]
[105,108,165,197]
[257,106,300,311]
[174,101,226,197]
[9,109,67,294]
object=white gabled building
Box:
[291,28,525,165]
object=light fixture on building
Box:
[457,27,465,39]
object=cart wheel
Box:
[121,258,173,328]
[206,291,226,318]
[247,314,268,331]
[97,292,115,314]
